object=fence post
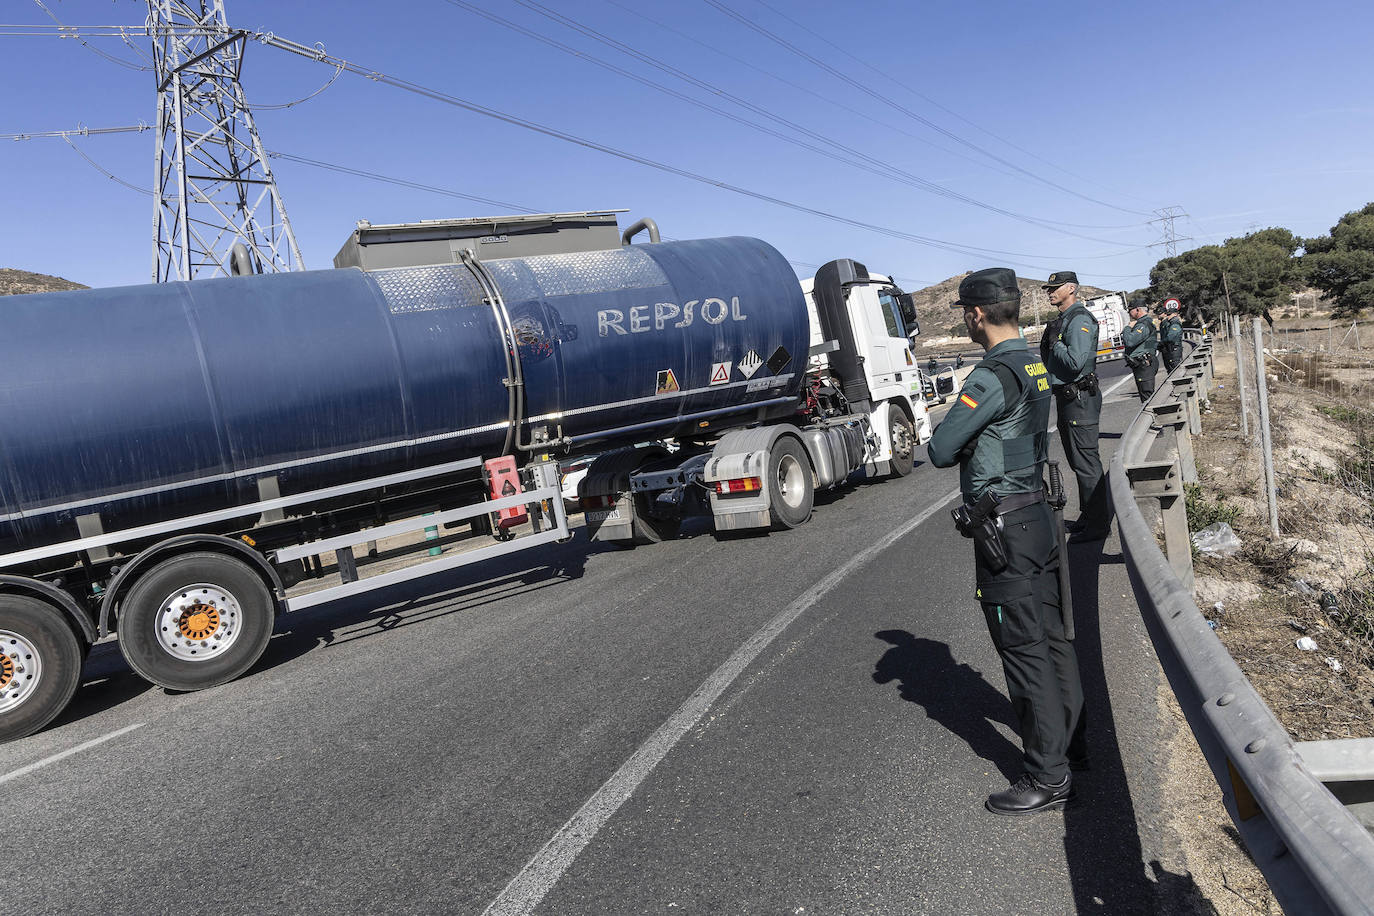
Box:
[1252,318,1280,537]
[1233,315,1250,438]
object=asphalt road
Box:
[1,360,1202,915]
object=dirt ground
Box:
[1149,321,1374,914]
[1190,340,1374,741]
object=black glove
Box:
[1040,318,1062,364]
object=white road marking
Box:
[0,723,144,785]
[481,488,963,916]
[484,372,1137,914]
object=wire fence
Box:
[1216,315,1374,664]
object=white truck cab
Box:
[802,267,934,456]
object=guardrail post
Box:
[1294,738,1374,831]
[1171,376,1201,436]
[1126,456,1193,588]
[1151,401,1196,484]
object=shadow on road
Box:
[1062,536,1209,913]
[871,630,1022,781]
[60,527,623,731]
[253,527,619,674]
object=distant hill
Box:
[908,272,1115,336]
[0,268,87,296]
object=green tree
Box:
[1147,228,1301,320]
[1303,203,1374,318]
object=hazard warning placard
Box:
[709,361,732,385]
[655,368,680,394]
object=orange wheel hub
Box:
[177,604,221,641]
[0,653,12,690]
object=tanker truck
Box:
[0,229,928,742]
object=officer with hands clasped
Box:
[1040,271,1110,542]
[1121,297,1160,402]
[928,268,1085,816]
[1159,301,1184,372]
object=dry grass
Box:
[1188,342,1374,741]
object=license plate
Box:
[586,508,622,522]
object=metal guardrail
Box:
[1111,331,1374,915]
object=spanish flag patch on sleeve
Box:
[959,393,979,409]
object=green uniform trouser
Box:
[1161,342,1182,373]
[1055,386,1110,532]
[1131,353,1158,402]
[976,501,1083,784]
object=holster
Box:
[951,491,1010,574]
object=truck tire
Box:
[0,595,85,743]
[767,437,814,530]
[631,491,681,544]
[118,552,274,692]
[887,404,916,478]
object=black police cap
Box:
[1042,270,1078,289]
[1128,296,1149,312]
[952,267,1022,309]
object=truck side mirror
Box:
[896,292,920,337]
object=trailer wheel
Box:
[118,552,274,692]
[0,596,85,743]
[887,404,916,478]
[631,491,681,544]
[767,437,814,530]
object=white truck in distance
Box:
[1083,292,1130,358]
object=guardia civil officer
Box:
[1040,271,1109,541]
[1160,302,1184,372]
[1121,298,1160,402]
[928,268,1084,815]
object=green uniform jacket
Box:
[1045,301,1099,386]
[1122,315,1158,358]
[1161,316,1183,345]
[928,339,1052,502]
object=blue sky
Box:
[3,0,1371,292]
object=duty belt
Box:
[989,489,1046,517]
[1053,372,1099,399]
[963,489,1046,517]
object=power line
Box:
[750,0,1159,210]
[703,0,1155,218]
[28,0,150,70]
[599,0,1032,186]
[249,30,1156,271]
[448,0,1141,244]
[266,151,545,215]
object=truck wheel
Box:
[118,552,274,692]
[0,596,85,743]
[887,405,916,478]
[631,491,681,544]
[768,437,814,530]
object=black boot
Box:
[985,773,1075,816]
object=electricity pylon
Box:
[1150,206,1191,258]
[148,0,303,281]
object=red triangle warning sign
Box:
[710,361,732,385]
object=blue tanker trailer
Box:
[0,231,928,742]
